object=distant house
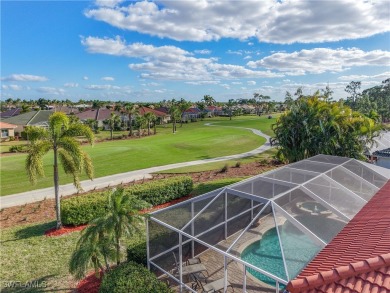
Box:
[0,122,17,140]
[2,110,54,133]
[53,105,80,115]
[205,106,224,117]
[373,148,390,169]
[138,106,171,124]
[182,107,202,122]
[76,108,121,129]
[0,108,21,119]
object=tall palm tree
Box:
[124,103,138,137]
[144,112,156,136]
[135,115,146,137]
[104,113,121,140]
[26,112,94,229]
[169,105,181,133]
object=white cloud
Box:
[194,49,211,55]
[85,84,121,90]
[64,82,79,88]
[243,56,252,60]
[186,80,220,85]
[36,87,65,95]
[220,84,230,89]
[247,81,256,85]
[2,84,24,91]
[82,36,283,81]
[1,74,48,82]
[338,72,390,81]
[248,42,254,46]
[83,76,89,80]
[85,0,390,43]
[95,0,124,8]
[101,76,115,81]
[248,48,390,75]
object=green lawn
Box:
[159,148,277,174]
[1,116,277,195]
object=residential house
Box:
[0,121,17,140]
[138,106,171,124]
[373,148,390,169]
[182,107,202,122]
[2,110,54,134]
[0,108,21,119]
[205,105,224,117]
[75,108,121,129]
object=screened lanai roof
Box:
[148,155,390,292]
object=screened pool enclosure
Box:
[147,155,389,292]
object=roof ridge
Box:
[26,110,39,125]
[287,253,390,291]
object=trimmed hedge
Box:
[127,239,147,266]
[61,176,193,226]
[99,261,173,293]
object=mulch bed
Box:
[77,271,103,293]
[45,224,88,237]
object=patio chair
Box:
[172,252,208,279]
[194,275,234,293]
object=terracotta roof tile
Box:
[287,180,390,293]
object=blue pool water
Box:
[241,226,319,286]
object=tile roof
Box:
[0,121,18,129]
[373,148,390,158]
[287,180,390,293]
[138,106,168,117]
[75,109,99,120]
[28,110,54,125]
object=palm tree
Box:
[135,115,146,137]
[144,112,156,136]
[203,95,216,106]
[69,188,150,279]
[104,113,121,140]
[26,112,94,229]
[178,98,191,127]
[169,105,181,133]
[124,103,138,137]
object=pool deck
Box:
[170,214,285,292]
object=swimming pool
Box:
[241,215,345,286]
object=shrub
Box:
[235,161,241,168]
[127,239,147,266]
[61,176,193,226]
[9,145,29,153]
[99,261,173,293]
[219,163,229,173]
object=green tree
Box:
[169,105,181,133]
[104,113,121,140]
[144,112,156,136]
[224,99,237,120]
[271,94,381,163]
[203,95,216,106]
[25,112,94,229]
[135,115,146,137]
[69,188,149,278]
[124,103,139,137]
[345,81,361,109]
[178,98,192,126]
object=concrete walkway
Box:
[0,125,272,208]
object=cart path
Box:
[0,124,271,208]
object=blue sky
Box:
[1,0,389,102]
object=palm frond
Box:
[25,141,52,184]
[57,137,83,170]
[24,126,50,142]
[63,123,95,145]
